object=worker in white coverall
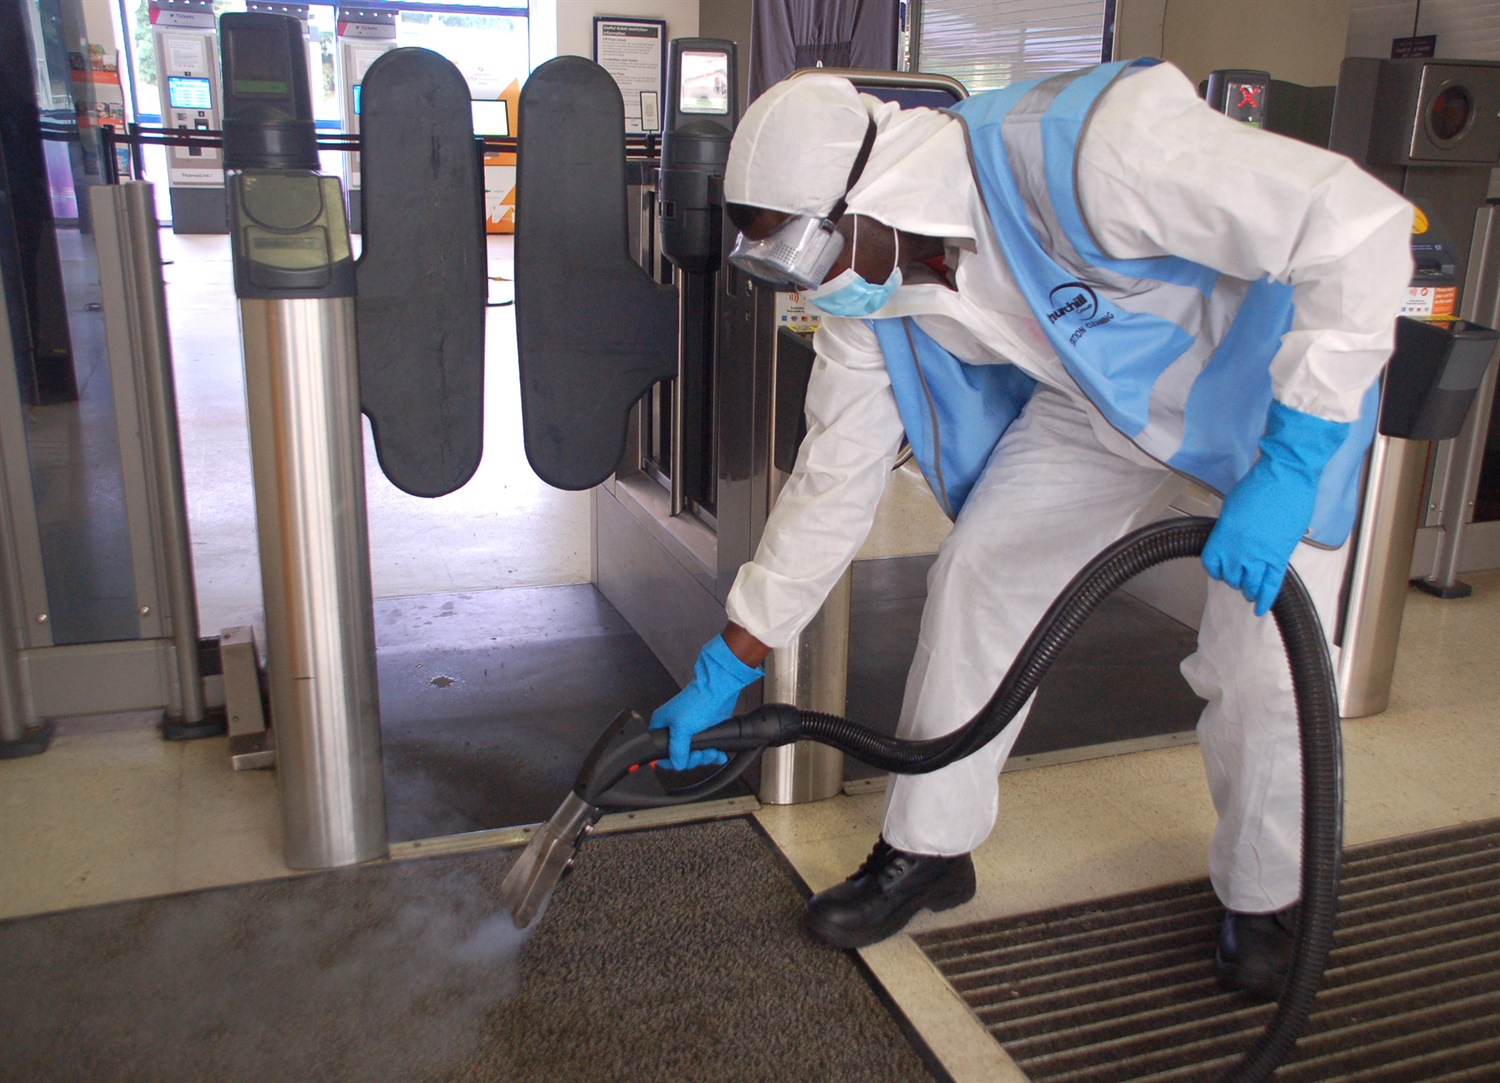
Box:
[648,60,1412,1000]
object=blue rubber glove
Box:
[649,635,764,771]
[1203,401,1351,617]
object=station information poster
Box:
[593,17,665,135]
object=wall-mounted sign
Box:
[593,16,665,135]
[1392,35,1437,59]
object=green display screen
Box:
[234,80,289,95]
[229,25,292,99]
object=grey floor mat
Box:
[0,817,940,1083]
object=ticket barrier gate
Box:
[1329,58,1500,717]
[515,52,965,804]
[218,13,484,866]
[1184,61,1500,719]
[4,12,486,860]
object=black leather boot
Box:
[1215,903,1299,1000]
[805,838,976,949]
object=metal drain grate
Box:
[914,818,1500,1082]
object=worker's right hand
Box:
[649,635,764,771]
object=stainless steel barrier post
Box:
[222,13,386,868]
[1339,318,1498,717]
[760,570,850,804]
[239,294,386,867]
[758,327,847,804]
[1337,436,1430,717]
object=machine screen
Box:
[679,50,730,114]
[167,76,213,111]
[353,84,361,115]
[471,99,509,136]
[228,24,292,96]
[1224,80,1266,125]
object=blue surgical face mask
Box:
[804,219,902,317]
[805,266,903,316]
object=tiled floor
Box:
[3,229,1497,1080]
[4,572,1495,1080]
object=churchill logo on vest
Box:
[1047,281,1114,345]
[1046,282,1098,324]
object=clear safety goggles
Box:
[727,214,846,292]
[725,113,878,292]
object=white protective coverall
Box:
[722,64,1412,914]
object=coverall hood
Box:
[725,73,975,242]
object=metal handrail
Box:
[96,122,525,184]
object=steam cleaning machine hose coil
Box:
[500,516,1343,1083]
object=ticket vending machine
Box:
[334,5,398,233]
[150,0,225,233]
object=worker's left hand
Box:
[1203,401,1350,617]
[649,635,764,771]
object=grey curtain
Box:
[749,0,900,102]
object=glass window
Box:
[916,0,1111,92]
[309,4,340,126]
[397,7,529,103]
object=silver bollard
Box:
[1337,434,1428,718]
[239,295,387,868]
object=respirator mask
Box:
[727,116,878,292]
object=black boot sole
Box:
[806,859,977,950]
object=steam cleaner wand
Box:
[499,516,1343,1083]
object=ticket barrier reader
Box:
[219,13,484,867]
[150,0,227,233]
[1328,58,1500,717]
[516,53,965,804]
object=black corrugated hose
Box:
[792,515,1342,1083]
[582,516,1342,1082]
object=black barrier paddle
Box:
[513,56,679,492]
[356,48,486,498]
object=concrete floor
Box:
[2,230,1498,1080]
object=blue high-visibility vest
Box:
[871,59,1377,544]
